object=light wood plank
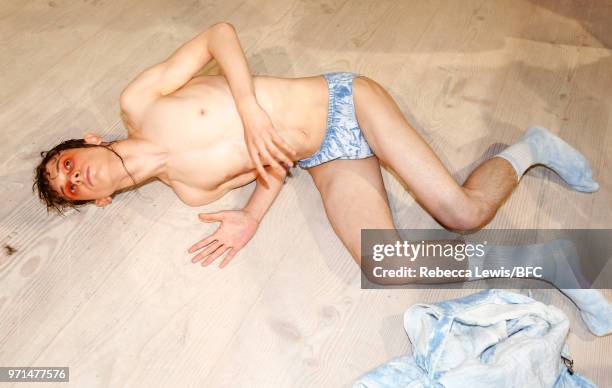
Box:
[1,0,611,387]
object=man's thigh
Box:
[352,75,467,220]
[308,156,396,265]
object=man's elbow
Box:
[211,21,236,34]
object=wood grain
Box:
[1,0,611,386]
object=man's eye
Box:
[69,184,76,194]
[64,159,71,169]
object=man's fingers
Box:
[198,211,225,222]
[192,241,222,263]
[202,245,229,267]
[271,131,297,156]
[219,248,238,268]
[249,144,269,185]
[259,147,284,176]
[188,234,217,253]
[266,140,294,168]
[248,143,263,168]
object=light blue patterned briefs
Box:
[298,72,374,169]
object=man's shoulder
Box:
[119,88,159,130]
[120,109,140,135]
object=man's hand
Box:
[188,210,259,268]
[239,99,296,185]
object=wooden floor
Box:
[1,0,611,386]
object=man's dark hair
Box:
[32,139,133,215]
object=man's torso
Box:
[123,74,329,205]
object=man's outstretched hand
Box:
[239,99,296,184]
[188,210,259,268]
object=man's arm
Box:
[120,22,295,180]
[243,166,287,223]
[120,22,245,109]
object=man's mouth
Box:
[86,167,93,187]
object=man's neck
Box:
[107,138,168,192]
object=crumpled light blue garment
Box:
[353,290,595,388]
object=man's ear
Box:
[95,196,112,207]
[84,133,103,145]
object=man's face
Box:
[45,146,117,202]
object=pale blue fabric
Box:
[496,125,599,192]
[561,289,612,337]
[353,290,596,388]
[298,72,374,169]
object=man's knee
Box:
[441,206,491,233]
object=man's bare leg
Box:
[352,76,518,231]
[307,157,470,285]
[458,157,518,229]
[352,76,598,232]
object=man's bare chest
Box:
[140,78,245,146]
[129,81,255,200]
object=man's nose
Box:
[70,170,83,185]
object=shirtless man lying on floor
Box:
[33,23,611,335]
